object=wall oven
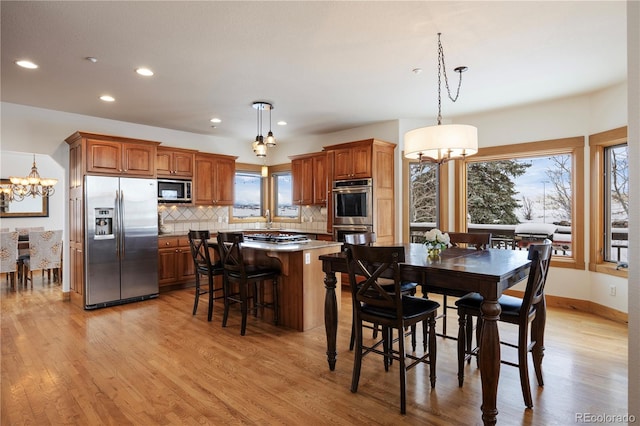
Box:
[332,178,373,226]
[333,225,374,243]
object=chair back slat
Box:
[521,242,553,315]
[447,232,491,250]
[216,232,246,278]
[346,244,405,313]
[188,230,216,273]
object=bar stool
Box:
[216,232,280,335]
[187,230,224,321]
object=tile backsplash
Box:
[158,205,328,234]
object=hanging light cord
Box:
[436,32,466,125]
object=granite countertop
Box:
[240,239,342,252]
[158,229,332,237]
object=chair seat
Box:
[455,292,530,318]
[363,296,439,320]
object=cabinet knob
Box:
[165,241,171,245]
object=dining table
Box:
[319,243,533,426]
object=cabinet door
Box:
[300,157,314,205]
[333,148,353,180]
[121,143,155,176]
[291,159,303,205]
[194,156,215,205]
[214,157,235,205]
[173,152,194,177]
[156,151,173,176]
[86,139,122,174]
[176,247,195,282]
[351,145,372,178]
[158,248,179,286]
[312,154,327,205]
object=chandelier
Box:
[2,154,58,201]
[404,33,478,164]
[251,101,276,157]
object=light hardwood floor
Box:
[1,277,628,425]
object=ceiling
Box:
[1,1,627,146]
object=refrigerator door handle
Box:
[115,189,120,259]
[119,189,125,258]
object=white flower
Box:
[424,229,450,249]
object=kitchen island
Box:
[236,239,343,331]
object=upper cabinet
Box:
[66,132,159,178]
[331,144,372,180]
[156,147,196,178]
[290,152,327,206]
[194,153,237,206]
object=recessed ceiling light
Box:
[135,67,154,76]
[210,118,221,124]
[412,68,423,75]
[86,57,98,63]
[100,95,115,102]
[277,121,287,126]
[15,60,38,69]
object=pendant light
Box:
[251,101,276,157]
[404,33,478,164]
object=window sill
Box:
[590,262,628,278]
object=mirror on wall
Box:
[0,179,49,218]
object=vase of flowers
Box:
[424,229,450,258]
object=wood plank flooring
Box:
[1,277,628,425]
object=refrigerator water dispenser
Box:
[94,208,114,239]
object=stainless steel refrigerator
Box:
[84,176,158,309]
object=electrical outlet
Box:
[305,253,311,264]
[610,285,616,296]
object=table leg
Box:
[479,298,502,426]
[324,270,338,371]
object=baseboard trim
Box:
[503,289,628,324]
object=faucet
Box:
[265,209,272,229]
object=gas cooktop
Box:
[244,233,311,244]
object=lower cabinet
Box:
[158,236,195,290]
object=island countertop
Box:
[239,239,342,252]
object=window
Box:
[232,171,263,220]
[407,162,437,243]
[454,136,585,270]
[589,127,628,277]
[272,171,299,219]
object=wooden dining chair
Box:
[344,232,419,351]
[455,242,552,408]
[216,232,280,335]
[345,243,439,414]
[423,231,491,340]
[1,231,20,288]
[187,230,224,321]
[23,229,63,287]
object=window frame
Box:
[454,136,585,270]
[589,126,628,278]
[402,153,449,242]
[228,163,267,224]
[268,163,301,224]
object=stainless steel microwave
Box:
[157,179,192,203]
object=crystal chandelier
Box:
[251,101,276,157]
[3,154,58,201]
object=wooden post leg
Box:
[531,298,547,386]
[324,270,338,371]
[479,298,502,426]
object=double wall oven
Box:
[332,178,373,241]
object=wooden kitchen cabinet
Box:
[194,153,237,206]
[331,144,371,180]
[156,147,196,178]
[290,152,327,205]
[158,236,195,289]
[85,138,157,177]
